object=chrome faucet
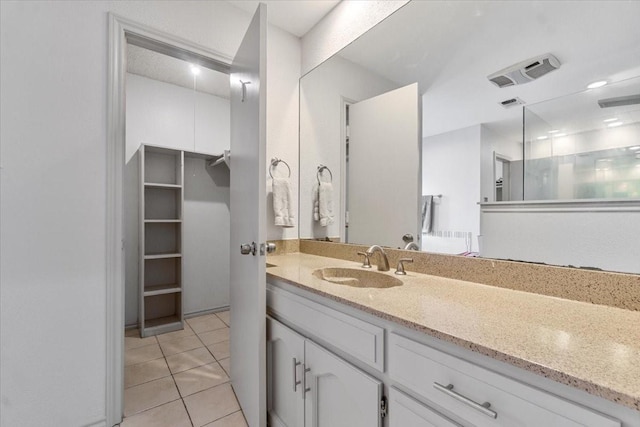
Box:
[404,242,419,251]
[366,245,390,271]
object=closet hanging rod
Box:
[317,164,333,184]
[269,157,291,178]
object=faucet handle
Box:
[395,258,413,275]
[357,252,372,269]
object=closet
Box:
[124,42,231,337]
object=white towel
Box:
[318,182,334,226]
[272,178,295,227]
[421,195,433,233]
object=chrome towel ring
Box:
[269,157,291,179]
[317,165,333,184]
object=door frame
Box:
[106,14,232,426]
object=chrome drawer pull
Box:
[434,382,497,419]
[292,358,302,392]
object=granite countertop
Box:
[266,252,640,411]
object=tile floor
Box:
[121,311,247,427]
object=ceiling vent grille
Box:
[500,97,526,108]
[488,53,561,88]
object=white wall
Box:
[422,125,482,254]
[480,202,640,274]
[124,74,231,326]
[301,0,409,74]
[125,73,230,158]
[299,56,398,240]
[265,25,300,241]
[0,1,300,426]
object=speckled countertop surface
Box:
[267,253,640,411]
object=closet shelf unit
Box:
[139,144,185,337]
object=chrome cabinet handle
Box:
[433,382,497,419]
[292,358,301,392]
[303,364,311,393]
[266,242,277,254]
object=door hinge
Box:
[380,395,387,418]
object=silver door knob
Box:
[240,242,257,256]
[266,242,277,254]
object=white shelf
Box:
[144,253,182,260]
[144,182,182,189]
[144,219,182,223]
[144,284,182,297]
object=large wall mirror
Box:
[299,1,640,273]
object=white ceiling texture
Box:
[336,1,640,141]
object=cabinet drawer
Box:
[267,286,384,371]
[389,387,461,427]
[389,333,620,427]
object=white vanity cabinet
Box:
[267,317,383,427]
[267,281,630,427]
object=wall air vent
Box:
[499,97,526,108]
[598,94,640,108]
[488,53,561,88]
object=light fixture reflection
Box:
[607,122,623,128]
[587,80,607,89]
[603,118,618,123]
[190,65,201,76]
[537,136,548,140]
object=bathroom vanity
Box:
[266,253,640,427]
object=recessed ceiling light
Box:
[537,136,548,140]
[190,65,201,76]
[629,146,640,151]
[587,80,607,89]
[554,133,567,137]
[607,121,623,128]
[603,118,618,123]
[548,129,559,134]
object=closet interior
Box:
[124,41,231,337]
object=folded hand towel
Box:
[273,178,295,227]
[313,186,320,221]
[421,195,433,234]
[318,182,334,227]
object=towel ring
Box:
[317,165,333,184]
[269,158,291,179]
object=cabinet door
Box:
[388,387,461,427]
[267,318,305,427]
[304,340,383,427]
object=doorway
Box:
[107,14,244,426]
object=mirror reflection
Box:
[299,1,640,273]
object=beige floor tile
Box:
[215,310,230,326]
[125,330,158,350]
[173,362,229,397]
[166,347,215,374]
[156,323,195,343]
[123,376,180,417]
[184,383,240,427]
[207,340,230,361]
[218,358,231,377]
[159,335,203,356]
[187,316,227,334]
[203,411,247,427]
[125,343,163,366]
[121,399,191,427]
[198,328,229,346]
[125,358,171,388]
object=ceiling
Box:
[226,0,340,37]
[335,1,640,141]
[126,44,230,99]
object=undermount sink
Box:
[312,267,403,289]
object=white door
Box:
[304,340,383,427]
[230,4,267,426]
[267,318,305,427]
[348,83,420,248]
